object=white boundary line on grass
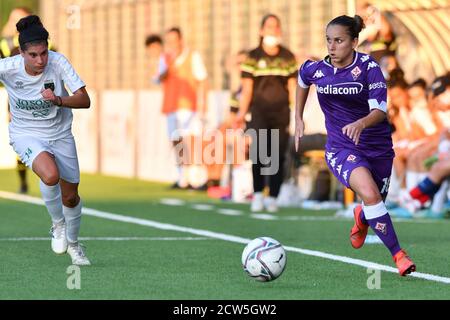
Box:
[0,237,209,241]
[1,190,449,285]
[162,200,446,224]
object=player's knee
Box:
[41,172,60,186]
[358,186,382,205]
[62,193,80,208]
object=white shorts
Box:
[166,110,201,141]
[10,135,80,183]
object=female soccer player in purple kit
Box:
[295,15,415,276]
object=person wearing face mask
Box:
[235,14,297,213]
[295,15,416,276]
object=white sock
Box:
[387,169,401,201]
[363,201,388,219]
[63,200,82,244]
[406,171,418,191]
[39,180,64,224]
[431,180,449,213]
[178,165,189,187]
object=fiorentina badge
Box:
[375,222,387,235]
[346,154,357,163]
[351,66,361,80]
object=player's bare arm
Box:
[342,109,385,145]
[41,86,90,109]
[294,83,310,151]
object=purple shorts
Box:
[324,148,393,198]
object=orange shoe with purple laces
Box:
[350,204,368,249]
[393,249,416,276]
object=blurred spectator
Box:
[429,74,450,118]
[158,27,208,189]
[399,130,449,218]
[1,7,33,194]
[408,78,437,137]
[144,34,165,85]
[387,73,411,195]
[235,14,297,212]
[358,3,397,63]
[0,7,32,58]
[388,72,449,206]
[228,50,248,119]
[379,53,402,81]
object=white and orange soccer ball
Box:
[241,237,286,282]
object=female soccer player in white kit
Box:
[0,15,91,265]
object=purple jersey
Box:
[298,52,394,158]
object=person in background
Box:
[358,3,397,63]
[235,14,297,213]
[159,27,208,189]
[144,34,165,85]
[1,7,33,194]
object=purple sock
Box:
[360,209,368,225]
[366,213,401,256]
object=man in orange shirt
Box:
[160,27,208,189]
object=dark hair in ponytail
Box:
[16,15,49,51]
[327,15,365,39]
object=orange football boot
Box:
[350,204,368,249]
[393,249,416,276]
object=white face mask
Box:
[262,35,281,47]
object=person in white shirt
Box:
[0,15,91,265]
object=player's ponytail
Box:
[327,15,366,39]
[353,15,366,36]
[16,15,49,51]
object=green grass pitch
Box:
[0,169,449,299]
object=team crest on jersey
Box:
[313,70,325,79]
[351,66,361,80]
[44,80,55,91]
[257,59,267,69]
[346,154,357,163]
[375,222,387,235]
[14,81,24,89]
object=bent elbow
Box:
[83,96,91,109]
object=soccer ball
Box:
[241,237,286,282]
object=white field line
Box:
[191,204,215,211]
[250,213,279,220]
[160,198,186,206]
[1,190,449,285]
[216,208,243,216]
[0,237,210,241]
[163,199,446,224]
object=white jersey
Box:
[0,50,85,140]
